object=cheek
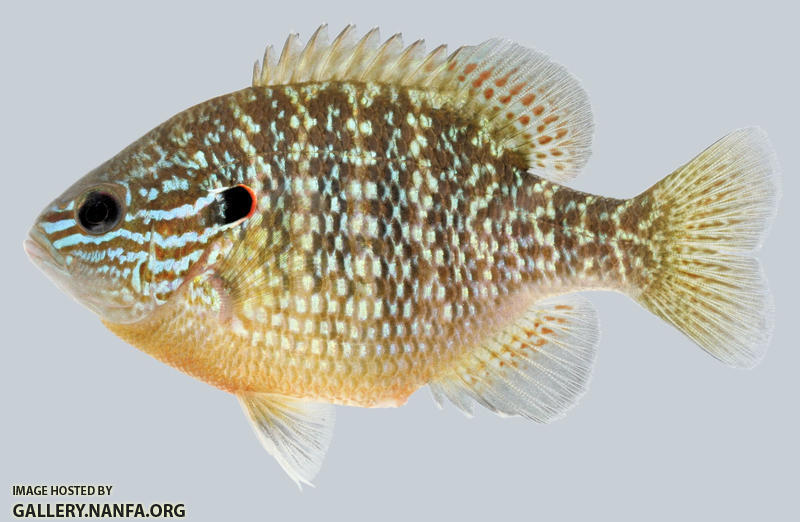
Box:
[47,268,152,324]
[146,245,209,305]
[145,217,228,303]
[65,244,148,304]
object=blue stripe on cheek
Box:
[41,219,76,234]
[52,229,150,249]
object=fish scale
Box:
[98,81,639,405]
[26,25,779,486]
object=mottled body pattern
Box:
[97,82,647,405]
[27,26,778,485]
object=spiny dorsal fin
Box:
[430,294,599,422]
[252,25,594,183]
[238,392,335,488]
[252,25,442,90]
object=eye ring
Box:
[214,184,258,225]
[75,189,124,235]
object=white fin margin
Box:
[238,392,335,488]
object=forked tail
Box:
[634,128,780,368]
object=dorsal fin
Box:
[252,25,594,183]
[251,25,444,90]
[434,39,594,182]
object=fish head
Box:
[24,145,240,325]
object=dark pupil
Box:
[84,199,109,224]
[78,192,120,234]
[217,185,254,224]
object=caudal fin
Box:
[635,128,780,368]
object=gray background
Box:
[2,1,797,520]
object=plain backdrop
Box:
[2,1,797,520]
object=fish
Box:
[24,25,780,486]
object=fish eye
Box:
[76,190,123,235]
[215,184,257,225]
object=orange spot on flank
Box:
[521,93,536,106]
[518,115,530,125]
[540,327,554,335]
[464,63,477,74]
[538,135,553,145]
[484,88,494,99]
[543,115,559,124]
[532,105,545,116]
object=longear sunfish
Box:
[24,25,780,486]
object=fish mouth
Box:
[24,230,132,318]
[24,230,67,276]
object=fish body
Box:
[99,81,633,406]
[25,26,779,486]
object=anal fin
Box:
[430,294,599,422]
[238,392,335,488]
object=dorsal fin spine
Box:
[341,27,380,80]
[274,32,301,84]
[313,25,356,82]
[252,26,594,183]
[293,24,326,82]
[391,39,425,84]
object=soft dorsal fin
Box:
[252,25,594,183]
[238,392,335,488]
[430,294,599,422]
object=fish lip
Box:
[25,227,142,322]
[24,229,67,275]
[24,232,130,316]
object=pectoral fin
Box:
[238,392,335,488]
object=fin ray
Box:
[238,392,335,488]
[634,127,779,368]
[430,294,599,422]
[252,26,593,182]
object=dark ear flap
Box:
[213,185,257,225]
